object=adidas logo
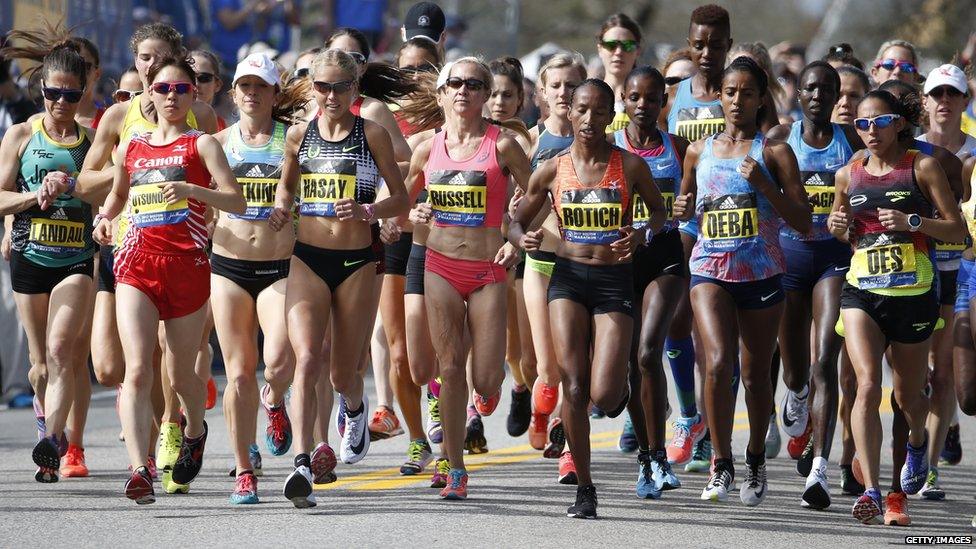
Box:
[51,208,67,220]
[146,170,166,183]
[719,196,737,210]
[581,191,601,204]
[245,165,265,178]
[806,173,826,186]
[319,161,335,174]
[697,109,713,120]
[449,172,467,186]
[875,233,892,246]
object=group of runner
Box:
[2,2,976,525]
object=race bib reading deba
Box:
[701,192,758,252]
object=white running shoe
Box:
[740,462,768,507]
[780,387,810,438]
[339,394,370,464]
[701,467,733,502]
[801,459,830,510]
[765,412,781,459]
[283,465,316,508]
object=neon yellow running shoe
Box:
[157,422,189,494]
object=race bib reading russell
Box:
[560,188,623,245]
[300,159,357,217]
[428,170,487,227]
[701,192,759,252]
[851,232,918,289]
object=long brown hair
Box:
[1,21,88,88]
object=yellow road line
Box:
[317,388,893,492]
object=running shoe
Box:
[558,451,578,485]
[228,444,264,477]
[8,390,33,409]
[543,417,565,459]
[368,405,404,441]
[589,405,606,419]
[685,435,713,473]
[336,395,347,438]
[787,422,812,460]
[940,424,962,465]
[310,442,337,484]
[884,491,910,526]
[464,413,488,454]
[283,465,316,508]
[158,421,188,494]
[532,380,559,415]
[147,456,158,479]
[125,466,155,505]
[32,436,60,483]
[528,412,548,450]
[506,386,531,437]
[400,439,434,476]
[473,390,501,417]
[206,377,218,410]
[171,421,208,485]
[652,450,681,491]
[618,416,638,453]
[796,436,814,477]
[900,435,929,495]
[430,458,450,488]
[740,461,768,507]
[852,488,883,525]
[426,389,443,444]
[780,386,810,438]
[60,444,88,478]
[261,383,292,456]
[567,484,598,519]
[440,468,468,500]
[636,452,658,499]
[230,471,259,505]
[802,461,830,510]
[33,395,45,440]
[339,395,370,464]
[701,466,733,501]
[765,412,782,459]
[918,468,945,501]
[667,414,705,465]
[839,463,865,495]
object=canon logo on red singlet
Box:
[133,155,184,170]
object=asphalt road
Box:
[1,371,975,548]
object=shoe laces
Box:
[407,440,428,462]
[436,459,450,475]
[427,398,441,422]
[692,439,712,461]
[638,454,653,482]
[448,469,466,489]
[744,463,765,489]
[236,472,256,494]
[708,468,732,489]
[576,485,597,507]
[268,408,289,444]
[671,422,690,448]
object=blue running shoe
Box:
[249,444,263,476]
[9,391,33,409]
[261,384,292,456]
[618,415,638,453]
[900,435,929,495]
[636,452,661,499]
[229,471,259,505]
[590,405,606,419]
[651,449,680,491]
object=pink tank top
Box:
[423,123,507,228]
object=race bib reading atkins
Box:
[701,192,759,252]
[802,171,835,224]
[560,188,623,245]
[674,105,725,143]
[428,170,487,227]
[300,158,357,217]
[232,162,281,220]
[129,165,190,228]
[851,232,917,289]
[633,177,675,231]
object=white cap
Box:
[233,53,280,87]
[924,64,968,95]
[435,60,455,89]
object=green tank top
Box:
[11,118,96,267]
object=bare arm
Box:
[348,121,409,220]
[827,164,851,242]
[508,158,556,250]
[0,124,36,215]
[191,101,220,135]
[757,141,811,233]
[362,99,411,163]
[268,123,306,231]
[673,139,703,221]
[911,155,966,243]
[962,156,975,203]
[76,104,126,203]
[176,134,246,214]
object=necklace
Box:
[720,131,756,143]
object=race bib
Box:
[674,105,725,143]
[29,217,85,250]
[299,159,357,217]
[934,239,966,262]
[559,188,623,245]
[851,233,917,289]
[428,170,487,227]
[232,162,281,220]
[632,177,674,231]
[802,171,835,223]
[129,184,189,228]
[701,192,759,252]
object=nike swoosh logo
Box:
[663,263,681,272]
[760,291,779,302]
[825,162,843,169]
[344,259,366,268]
[890,196,907,202]
[666,350,681,359]
[834,266,850,272]
[349,416,368,455]
[755,484,766,499]
[782,409,796,429]
[342,145,360,153]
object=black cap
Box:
[404,2,446,42]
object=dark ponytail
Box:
[571,78,615,112]
[1,22,88,89]
[870,83,922,140]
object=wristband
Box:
[363,203,375,222]
[65,176,77,196]
[93,213,107,227]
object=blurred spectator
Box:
[401,2,446,52]
[823,42,864,71]
[0,36,37,136]
[520,76,540,128]
[325,0,400,52]
[661,47,696,98]
[255,1,301,56]
[134,0,208,49]
[444,14,467,60]
[211,0,299,68]
[769,41,806,75]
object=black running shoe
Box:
[32,436,60,483]
[796,437,814,477]
[839,464,864,496]
[464,414,488,454]
[567,484,598,519]
[940,424,962,466]
[171,421,208,485]
[506,387,531,437]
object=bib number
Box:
[428,170,487,227]
[701,193,759,252]
[299,159,357,217]
[129,184,189,228]
[29,218,85,249]
[560,188,623,245]
[234,178,278,220]
[851,233,917,289]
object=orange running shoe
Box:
[368,405,404,441]
[205,378,217,410]
[884,491,910,526]
[472,390,500,416]
[666,414,706,465]
[787,422,812,460]
[61,444,89,478]
[528,412,548,450]
[558,451,578,485]
[440,468,468,500]
[532,379,559,416]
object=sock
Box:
[702,429,711,442]
[295,453,310,468]
[429,377,442,398]
[714,457,734,473]
[650,448,667,462]
[745,450,765,467]
[513,384,527,393]
[665,336,698,417]
[811,456,827,473]
[346,402,364,417]
[467,405,479,418]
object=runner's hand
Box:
[519,229,543,252]
[380,219,401,244]
[508,187,524,218]
[673,192,694,220]
[408,203,432,225]
[268,205,291,232]
[494,241,520,268]
[611,225,641,261]
[160,182,196,205]
[335,198,365,221]
[877,208,909,231]
[828,204,850,236]
[1,232,10,261]
[40,169,71,209]
[739,156,773,193]
[93,217,113,246]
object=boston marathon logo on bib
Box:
[428,170,488,227]
[560,188,623,244]
[233,162,281,220]
[803,171,835,224]
[29,207,86,255]
[851,232,917,289]
[129,158,190,228]
[701,192,759,252]
[299,158,357,217]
